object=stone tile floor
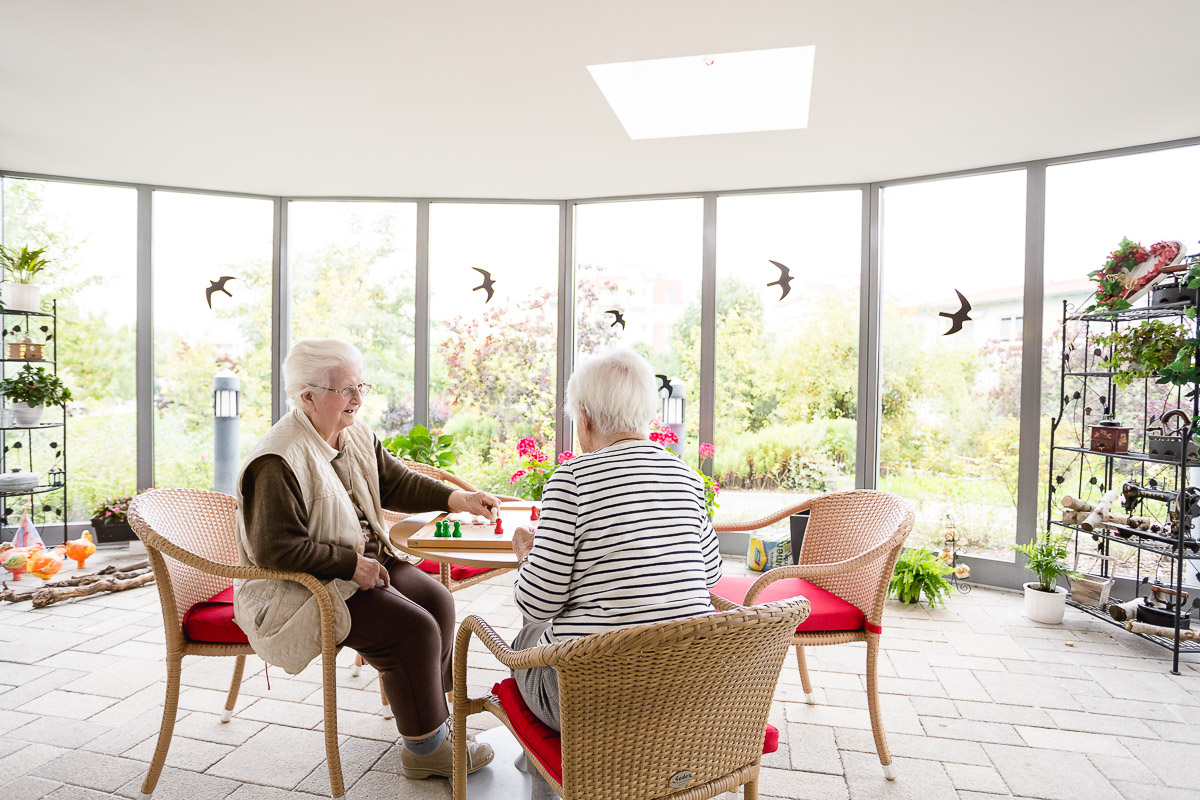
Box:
[1,552,1198,799]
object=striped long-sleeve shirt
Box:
[513,439,722,644]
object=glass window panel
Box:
[1044,145,1200,582]
[152,191,274,490]
[428,203,560,491]
[573,198,704,456]
[288,201,416,436]
[1,178,137,526]
[714,190,862,525]
[880,170,1027,558]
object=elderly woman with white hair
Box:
[233,338,496,781]
[509,347,723,731]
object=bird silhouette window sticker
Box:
[206,276,236,308]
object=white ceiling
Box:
[2,0,1198,199]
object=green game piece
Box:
[453,521,462,538]
[435,521,446,537]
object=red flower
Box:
[517,437,537,457]
[509,469,527,484]
[558,451,575,463]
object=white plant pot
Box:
[2,283,41,313]
[1023,582,1068,624]
[9,402,44,427]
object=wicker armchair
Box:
[129,488,350,799]
[451,599,811,800]
[710,489,913,780]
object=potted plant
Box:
[888,548,954,607]
[0,363,72,426]
[1012,532,1079,624]
[0,245,51,312]
[91,494,137,543]
[1094,319,1193,389]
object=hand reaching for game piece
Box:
[448,489,500,521]
[511,525,535,561]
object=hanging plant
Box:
[1087,238,1150,312]
[1094,320,1192,389]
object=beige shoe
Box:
[401,732,494,779]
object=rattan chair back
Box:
[799,490,912,622]
[548,599,808,799]
[129,488,239,627]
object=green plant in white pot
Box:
[1012,533,1079,624]
[0,245,51,312]
[0,364,72,426]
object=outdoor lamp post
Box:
[213,369,240,496]
[663,377,686,456]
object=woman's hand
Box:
[448,489,501,520]
[352,554,390,591]
[511,525,535,561]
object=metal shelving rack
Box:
[0,300,68,545]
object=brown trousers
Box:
[341,560,455,737]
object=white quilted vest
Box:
[233,408,398,674]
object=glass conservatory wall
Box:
[288,201,417,436]
[572,198,704,455]
[1043,144,1200,581]
[713,189,862,525]
[0,177,138,521]
[428,203,560,492]
[879,170,1028,559]
[151,191,274,490]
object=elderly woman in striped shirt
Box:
[509,347,723,732]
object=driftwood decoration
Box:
[2,561,152,605]
[31,570,154,608]
[1125,619,1200,642]
[1082,488,1121,531]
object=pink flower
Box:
[558,451,575,464]
[517,437,537,457]
[661,429,679,444]
[712,481,721,494]
[699,442,716,459]
[649,431,666,444]
[509,469,527,484]
[530,450,548,463]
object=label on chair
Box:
[668,770,694,789]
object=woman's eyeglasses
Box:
[314,383,373,400]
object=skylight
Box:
[587,46,815,140]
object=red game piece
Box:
[494,517,504,535]
[530,506,540,521]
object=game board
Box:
[406,503,537,551]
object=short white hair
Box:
[565,347,659,437]
[283,339,364,407]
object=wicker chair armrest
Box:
[455,614,562,671]
[743,524,909,605]
[710,592,742,612]
[137,526,331,596]
[712,498,816,534]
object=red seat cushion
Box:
[712,576,871,634]
[414,559,492,581]
[491,677,779,784]
[182,586,249,644]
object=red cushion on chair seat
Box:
[182,587,249,644]
[712,576,867,634]
[414,559,492,581]
[491,678,780,783]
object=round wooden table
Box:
[389,511,521,570]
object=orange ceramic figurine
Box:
[27,545,65,580]
[65,530,96,569]
[2,545,29,580]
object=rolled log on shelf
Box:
[1124,619,1200,642]
[1061,510,1088,525]
[1082,488,1121,531]
[31,570,155,608]
[1061,496,1093,513]
[1108,599,1142,623]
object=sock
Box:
[403,722,447,755]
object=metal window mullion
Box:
[1016,164,1048,549]
[555,201,575,455]
[137,186,153,490]
[856,184,882,489]
[271,198,288,423]
[414,200,430,428]
[699,193,717,463]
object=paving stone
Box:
[944,762,1008,794]
[920,717,1023,745]
[226,786,326,800]
[1070,694,1177,721]
[39,749,145,792]
[1084,667,1199,705]
[1015,725,1129,757]
[206,725,331,789]
[18,690,117,720]
[946,632,1032,660]
[123,734,234,771]
[784,723,842,774]
[1120,738,1200,790]
[930,666,990,702]
[954,699,1055,727]
[294,735,390,794]
[0,667,88,710]
[983,742,1120,800]
[42,785,114,800]
[0,775,62,800]
[173,711,267,746]
[1045,709,1157,739]
[758,766,849,800]
[0,743,70,780]
[908,695,958,718]
[59,657,164,698]
[237,697,325,729]
[968,671,1085,710]
[79,706,177,756]
[0,708,37,735]
[113,765,239,800]
[833,726,990,766]
[841,751,957,800]
[1087,754,1161,786]
[7,716,113,749]
[331,708,403,742]
[343,770,450,799]
[87,682,171,726]
[1111,781,1197,800]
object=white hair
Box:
[565,347,659,437]
[283,338,364,408]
